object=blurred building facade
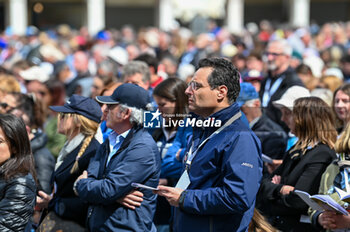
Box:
[0,0,350,35]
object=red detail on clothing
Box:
[150,76,164,88]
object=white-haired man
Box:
[259,39,303,132]
[74,83,160,231]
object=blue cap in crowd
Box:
[236,83,259,107]
[96,30,110,41]
[96,83,150,110]
[242,70,264,82]
[49,95,102,123]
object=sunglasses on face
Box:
[58,112,70,120]
[106,104,119,110]
[0,102,15,111]
[263,52,285,57]
[0,102,8,109]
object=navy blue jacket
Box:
[76,126,161,232]
[49,137,100,226]
[174,103,263,232]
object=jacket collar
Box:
[210,102,241,124]
[30,131,48,152]
[102,126,140,170]
[268,66,293,79]
[54,144,82,175]
[191,103,241,147]
[192,103,240,133]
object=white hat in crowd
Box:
[273,86,310,109]
[108,46,128,66]
[310,88,333,106]
[324,67,344,80]
[39,43,65,61]
[178,64,195,81]
[19,66,50,83]
[303,56,324,78]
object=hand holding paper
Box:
[295,190,348,215]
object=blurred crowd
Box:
[2,19,350,231]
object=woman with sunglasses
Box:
[36,95,102,231]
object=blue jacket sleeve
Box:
[160,126,192,179]
[76,141,158,205]
[181,132,262,215]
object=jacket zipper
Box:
[210,216,213,232]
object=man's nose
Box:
[102,104,108,113]
[267,54,275,61]
[185,86,192,96]
[337,101,344,107]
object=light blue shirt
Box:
[106,129,130,166]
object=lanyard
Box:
[340,153,350,192]
[344,170,350,193]
[262,76,284,107]
[185,111,242,170]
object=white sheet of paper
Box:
[131,183,158,191]
[295,190,324,212]
[176,170,191,190]
[262,154,273,164]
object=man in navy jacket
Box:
[74,83,160,231]
[156,58,263,232]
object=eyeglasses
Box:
[187,81,205,91]
[263,52,285,57]
[0,102,15,112]
[0,102,8,109]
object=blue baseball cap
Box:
[96,30,110,41]
[0,38,7,49]
[95,83,151,110]
[242,70,264,82]
[236,83,259,107]
[49,95,102,123]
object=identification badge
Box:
[175,170,191,190]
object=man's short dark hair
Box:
[134,54,158,72]
[198,58,240,104]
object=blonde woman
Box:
[311,121,350,230]
[249,209,277,232]
[36,95,102,231]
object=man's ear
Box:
[123,108,131,120]
[217,85,228,101]
[255,99,261,107]
[143,81,150,90]
[150,67,155,75]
